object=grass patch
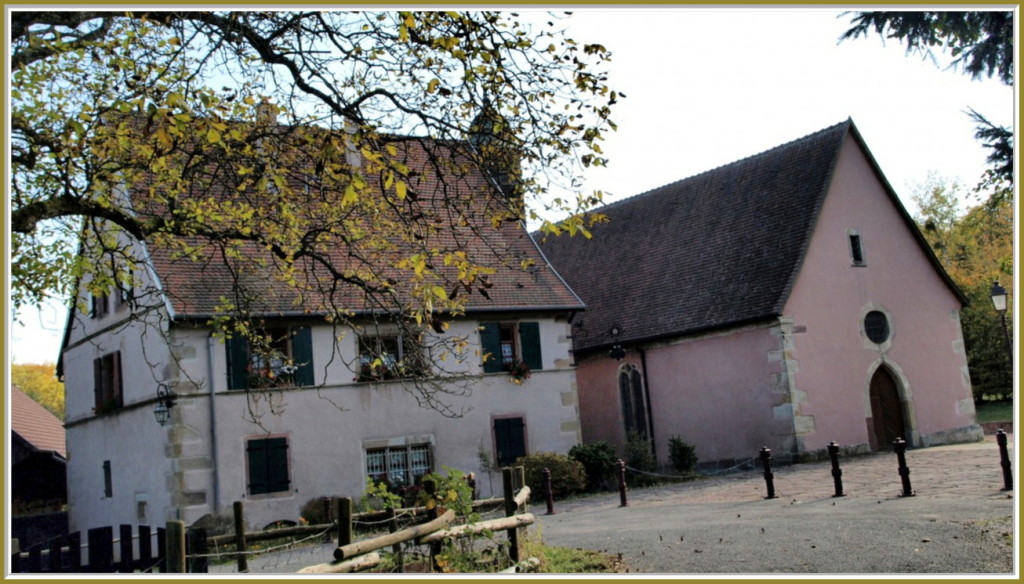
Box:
[524,539,624,573]
[975,400,1014,423]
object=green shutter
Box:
[480,322,503,373]
[247,437,289,495]
[291,326,314,386]
[247,440,268,494]
[518,321,543,371]
[226,335,250,390]
[494,417,526,467]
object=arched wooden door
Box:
[868,366,907,451]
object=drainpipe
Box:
[207,333,221,513]
[638,347,657,460]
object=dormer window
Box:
[848,230,866,266]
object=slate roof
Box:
[136,134,584,319]
[539,119,962,353]
[11,386,66,458]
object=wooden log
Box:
[333,509,455,562]
[513,486,531,508]
[297,552,381,574]
[418,513,536,544]
[499,557,540,574]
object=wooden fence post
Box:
[187,527,208,573]
[138,525,154,572]
[233,501,248,573]
[165,521,186,573]
[155,528,166,573]
[68,532,82,572]
[337,497,353,547]
[88,526,114,572]
[387,506,404,571]
[502,468,520,564]
[10,539,20,573]
[119,524,134,572]
[48,538,63,572]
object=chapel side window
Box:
[618,364,649,441]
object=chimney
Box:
[257,99,278,127]
[468,99,522,203]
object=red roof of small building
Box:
[11,386,66,458]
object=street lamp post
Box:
[990,281,1013,371]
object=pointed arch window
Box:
[618,364,648,440]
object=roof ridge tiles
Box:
[598,119,852,212]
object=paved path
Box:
[536,435,1016,574]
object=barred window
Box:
[366,444,432,488]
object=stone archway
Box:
[867,365,907,452]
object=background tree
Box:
[10,11,618,416]
[11,363,66,419]
[912,176,1013,401]
[841,11,1014,203]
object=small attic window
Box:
[848,231,865,266]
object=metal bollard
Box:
[893,438,915,497]
[616,459,628,507]
[543,468,556,515]
[760,447,778,499]
[997,429,1013,491]
[828,442,845,497]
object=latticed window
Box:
[366,444,432,488]
[864,311,890,344]
[619,364,648,440]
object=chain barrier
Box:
[187,525,332,560]
[623,457,758,480]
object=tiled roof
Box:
[139,134,584,319]
[11,386,66,458]
[539,120,853,352]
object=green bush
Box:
[569,441,618,491]
[515,452,587,499]
[668,435,698,473]
[624,432,657,487]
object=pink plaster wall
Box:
[575,326,791,464]
[783,134,976,451]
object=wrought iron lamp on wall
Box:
[153,385,177,426]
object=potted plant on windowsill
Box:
[508,360,531,385]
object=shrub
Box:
[668,435,699,474]
[299,496,337,525]
[569,441,618,491]
[624,432,657,487]
[515,452,587,499]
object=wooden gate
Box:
[868,366,907,451]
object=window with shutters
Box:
[246,436,290,495]
[90,292,110,320]
[479,321,543,375]
[365,443,432,489]
[493,416,527,467]
[357,332,427,382]
[93,351,123,414]
[226,326,314,390]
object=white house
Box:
[58,130,585,534]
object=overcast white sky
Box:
[8,7,1017,364]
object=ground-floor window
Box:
[365,443,432,489]
[493,416,527,467]
[247,436,290,495]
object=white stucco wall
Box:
[65,308,582,533]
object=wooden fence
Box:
[11,524,166,573]
[11,467,534,575]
